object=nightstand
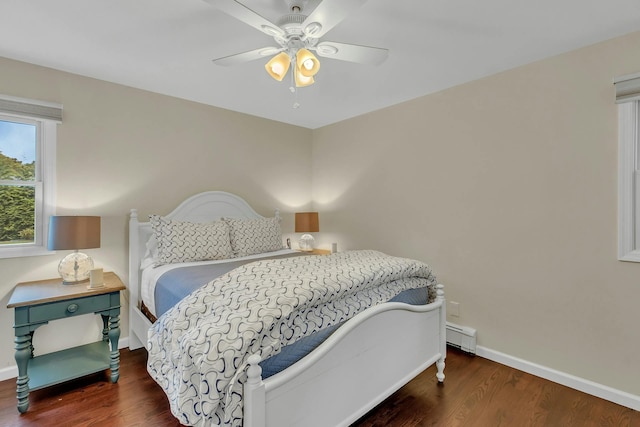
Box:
[7,272,125,413]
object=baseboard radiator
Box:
[446,322,477,355]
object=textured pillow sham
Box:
[223,216,283,257]
[149,215,233,265]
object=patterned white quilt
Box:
[147,250,436,426]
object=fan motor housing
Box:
[278,13,306,36]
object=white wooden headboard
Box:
[127,190,279,349]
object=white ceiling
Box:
[1,0,640,129]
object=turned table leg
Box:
[101,314,109,342]
[14,334,32,413]
[108,314,120,383]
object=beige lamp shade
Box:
[296,48,320,77]
[47,216,101,250]
[48,216,101,284]
[295,212,319,233]
[265,52,291,82]
[294,65,315,87]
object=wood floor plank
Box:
[0,347,637,426]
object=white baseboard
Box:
[0,365,18,382]
[0,337,131,383]
[476,345,640,411]
[119,337,130,350]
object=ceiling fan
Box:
[203,0,388,89]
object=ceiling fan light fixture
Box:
[296,48,320,77]
[205,0,388,93]
[265,52,291,81]
[294,65,314,87]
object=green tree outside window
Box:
[0,119,37,244]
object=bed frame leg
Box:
[244,355,266,427]
[128,332,144,350]
[436,358,445,382]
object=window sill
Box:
[0,246,54,259]
[618,250,640,263]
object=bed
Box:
[128,191,446,427]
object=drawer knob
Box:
[67,303,79,313]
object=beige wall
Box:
[312,31,640,396]
[0,57,312,367]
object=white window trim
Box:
[617,101,640,261]
[0,117,57,259]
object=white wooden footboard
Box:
[245,285,446,427]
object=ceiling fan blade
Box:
[314,41,388,65]
[301,0,369,39]
[203,0,285,38]
[212,47,284,66]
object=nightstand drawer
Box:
[29,294,111,323]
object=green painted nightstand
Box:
[7,272,125,413]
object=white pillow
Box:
[149,215,233,265]
[223,216,283,257]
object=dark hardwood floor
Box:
[0,347,637,426]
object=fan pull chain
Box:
[290,68,300,109]
[293,90,300,109]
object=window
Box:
[0,95,60,259]
[615,74,640,261]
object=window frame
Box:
[617,100,640,262]
[0,113,57,259]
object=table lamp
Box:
[48,216,101,284]
[295,212,319,251]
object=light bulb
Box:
[271,63,284,75]
[265,52,291,81]
[296,48,320,78]
[299,75,311,84]
[295,72,313,87]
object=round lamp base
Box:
[58,251,94,284]
[298,234,315,251]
